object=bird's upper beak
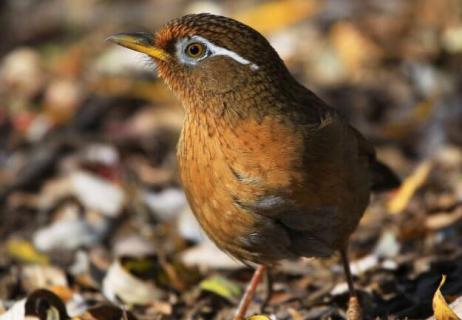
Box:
[107,32,170,62]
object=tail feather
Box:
[371,160,400,192]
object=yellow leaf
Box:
[199,275,242,301]
[235,0,320,34]
[433,275,461,320]
[388,160,432,214]
[247,316,271,320]
[7,239,49,265]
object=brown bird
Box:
[109,13,400,319]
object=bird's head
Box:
[109,14,293,112]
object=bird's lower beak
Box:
[107,32,170,62]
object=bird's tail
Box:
[370,160,401,192]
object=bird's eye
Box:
[185,42,206,58]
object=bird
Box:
[108,13,400,320]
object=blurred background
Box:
[0,0,462,319]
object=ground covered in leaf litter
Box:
[0,0,462,319]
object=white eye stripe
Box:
[191,36,258,69]
[176,35,259,70]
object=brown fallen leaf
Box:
[78,305,137,320]
[433,275,461,320]
[48,286,74,304]
[425,207,462,230]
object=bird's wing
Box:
[221,98,398,258]
[222,105,364,257]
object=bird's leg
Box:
[260,268,273,312]
[340,247,362,320]
[234,265,267,320]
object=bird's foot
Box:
[346,295,362,320]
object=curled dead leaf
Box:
[102,259,164,306]
[433,275,461,320]
[0,289,68,320]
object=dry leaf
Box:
[81,305,137,320]
[433,275,461,320]
[199,275,242,301]
[235,0,320,34]
[388,160,432,214]
[0,299,26,320]
[247,315,273,320]
[0,289,68,320]
[6,239,49,265]
[21,265,68,292]
[425,208,462,230]
[102,259,164,305]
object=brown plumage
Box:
[109,13,400,320]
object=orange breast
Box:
[177,113,302,262]
[177,111,371,264]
